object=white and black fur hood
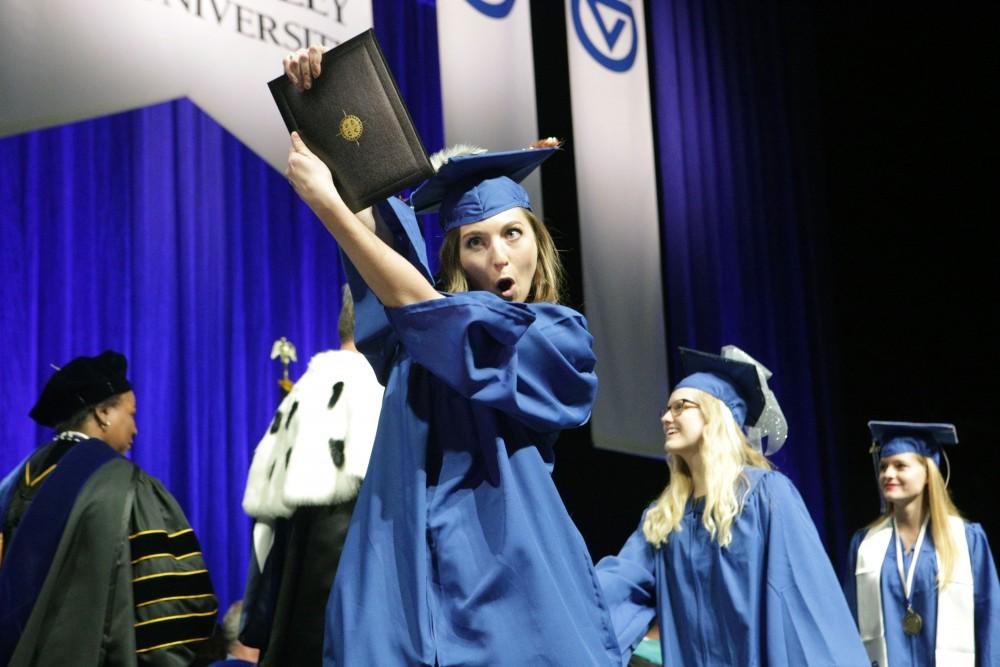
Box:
[242,350,383,519]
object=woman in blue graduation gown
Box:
[282,51,619,666]
[596,346,869,666]
[844,421,1000,666]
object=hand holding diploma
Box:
[282,45,323,91]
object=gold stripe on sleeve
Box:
[134,608,218,628]
[132,568,209,584]
[131,551,202,565]
[129,527,194,539]
[135,593,217,609]
[134,634,214,654]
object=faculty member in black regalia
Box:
[0,350,218,666]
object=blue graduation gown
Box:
[844,521,1000,666]
[323,199,619,666]
[597,468,869,666]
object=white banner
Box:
[565,0,668,457]
[436,0,544,217]
[0,0,372,172]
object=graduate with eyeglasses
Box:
[596,346,869,666]
[844,421,1000,666]
[281,46,619,667]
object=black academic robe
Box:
[0,435,218,666]
[242,501,356,667]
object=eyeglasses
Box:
[664,398,700,418]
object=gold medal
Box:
[894,517,929,637]
[902,606,923,635]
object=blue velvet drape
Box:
[0,1,443,610]
[648,0,844,552]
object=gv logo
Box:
[571,0,638,72]
[466,0,516,19]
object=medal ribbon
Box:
[893,515,930,605]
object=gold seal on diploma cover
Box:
[338,111,364,145]
[902,606,923,635]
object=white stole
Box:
[855,515,975,666]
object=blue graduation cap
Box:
[673,345,788,454]
[409,146,558,233]
[675,347,765,428]
[868,420,958,468]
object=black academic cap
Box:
[29,350,132,428]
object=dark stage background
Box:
[1,0,997,612]
[811,4,999,564]
[555,1,1000,570]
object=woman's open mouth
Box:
[496,277,515,298]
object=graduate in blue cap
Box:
[596,345,870,666]
[283,49,619,666]
[844,421,1000,666]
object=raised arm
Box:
[286,134,440,307]
[282,46,441,308]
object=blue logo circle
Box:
[571,0,638,72]
[466,0,516,18]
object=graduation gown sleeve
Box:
[129,471,218,664]
[387,294,597,433]
[968,522,1000,667]
[758,473,869,665]
[341,197,434,384]
[595,512,658,666]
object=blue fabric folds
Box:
[326,199,617,666]
[387,295,597,434]
[597,469,869,666]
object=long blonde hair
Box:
[643,392,772,548]
[868,455,962,589]
[437,208,565,304]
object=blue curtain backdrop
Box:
[0,0,847,613]
[648,0,844,552]
[0,1,443,611]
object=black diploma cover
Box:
[268,29,434,212]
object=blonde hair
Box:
[438,208,565,304]
[868,455,962,589]
[643,392,772,548]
